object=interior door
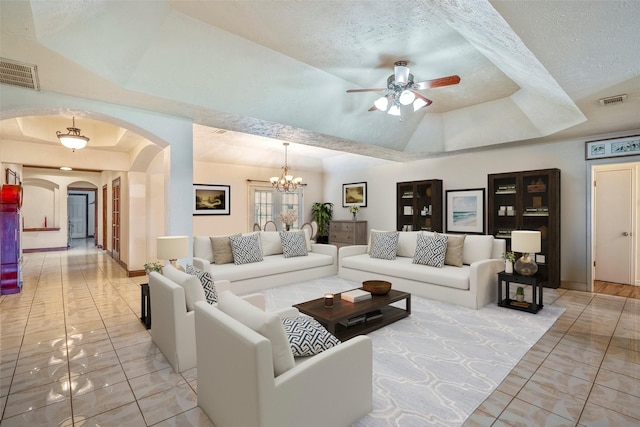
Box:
[68,194,87,238]
[102,185,107,249]
[112,178,120,261]
[594,167,634,284]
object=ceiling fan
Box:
[347,61,460,116]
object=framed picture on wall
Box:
[193,184,230,215]
[585,134,640,160]
[446,188,485,234]
[342,182,367,207]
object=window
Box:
[249,184,303,230]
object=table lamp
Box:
[511,230,541,276]
[157,235,189,272]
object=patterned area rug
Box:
[263,276,564,427]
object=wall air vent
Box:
[598,94,627,106]
[0,58,40,90]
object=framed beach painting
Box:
[342,182,367,207]
[446,188,485,234]
[193,184,230,215]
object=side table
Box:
[140,283,151,329]
[497,272,543,314]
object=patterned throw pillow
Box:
[279,231,308,258]
[185,264,217,304]
[281,316,341,356]
[229,233,263,265]
[370,231,399,260]
[413,232,448,268]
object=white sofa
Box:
[148,266,264,372]
[339,231,506,309]
[192,231,338,295]
[195,294,373,427]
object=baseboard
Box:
[23,247,68,253]
[128,270,146,277]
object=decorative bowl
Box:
[362,280,392,296]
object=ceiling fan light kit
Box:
[347,60,460,117]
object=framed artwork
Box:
[193,184,230,215]
[446,188,485,234]
[342,182,367,207]
[585,134,640,160]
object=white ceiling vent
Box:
[0,58,40,90]
[598,94,627,106]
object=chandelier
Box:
[270,142,302,192]
[56,116,89,151]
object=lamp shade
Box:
[157,236,189,260]
[511,230,541,253]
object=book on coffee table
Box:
[341,289,372,303]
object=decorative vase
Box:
[285,224,291,231]
[352,213,357,220]
[505,260,513,274]
[515,293,524,302]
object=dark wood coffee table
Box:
[293,288,411,341]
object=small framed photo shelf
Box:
[446,188,485,234]
[342,182,367,208]
[585,134,640,160]
[193,184,230,215]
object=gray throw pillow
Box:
[413,232,448,268]
[370,232,399,260]
[229,233,263,265]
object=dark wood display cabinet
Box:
[488,169,560,288]
[396,180,443,232]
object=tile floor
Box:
[1,242,638,426]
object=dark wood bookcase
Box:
[488,169,561,288]
[396,180,443,232]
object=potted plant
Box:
[502,251,516,274]
[144,260,163,275]
[311,202,334,244]
[515,286,525,302]
[348,205,359,220]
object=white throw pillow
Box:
[259,231,283,256]
[367,229,396,254]
[217,291,295,376]
[397,231,421,258]
[162,265,206,311]
[413,232,448,268]
[462,235,495,265]
[193,236,214,263]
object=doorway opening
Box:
[67,187,98,248]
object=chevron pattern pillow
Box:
[229,233,263,265]
[281,316,341,356]
[280,231,308,258]
[185,264,217,304]
[370,231,399,260]
[413,232,448,268]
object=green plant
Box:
[516,286,524,296]
[348,205,360,214]
[144,261,163,274]
[502,251,516,262]
[311,202,334,242]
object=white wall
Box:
[324,131,640,289]
[193,161,324,236]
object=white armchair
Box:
[148,267,264,373]
[194,297,373,427]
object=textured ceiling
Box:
[0,0,639,171]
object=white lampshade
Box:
[387,104,401,116]
[511,230,541,253]
[374,96,389,111]
[413,97,428,111]
[157,236,189,261]
[399,90,415,105]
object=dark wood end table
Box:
[293,288,411,341]
[497,272,543,314]
[140,283,151,329]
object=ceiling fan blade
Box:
[368,105,378,112]
[346,88,387,93]
[412,75,461,90]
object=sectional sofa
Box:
[339,231,506,309]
